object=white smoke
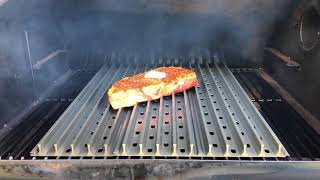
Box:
[0,0,8,7]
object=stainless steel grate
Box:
[31,60,289,158]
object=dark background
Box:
[1,0,319,128]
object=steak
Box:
[108,66,198,109]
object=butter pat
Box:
[144,70,166,79]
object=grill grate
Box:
[31,61,289,158]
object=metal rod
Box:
[24,31,36,100]
[32,49,67,69]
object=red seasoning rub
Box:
[108,66,198,109]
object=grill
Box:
[31,59,288,158]
[2,0,320,178]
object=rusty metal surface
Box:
[0,159,319,179]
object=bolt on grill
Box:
[31,59,289,158]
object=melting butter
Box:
[144,70,166,79]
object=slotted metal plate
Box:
[31,61,289,158]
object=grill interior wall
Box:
[265,1,320,120]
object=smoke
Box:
[0,0,297,128]
[0,0,8,7]
[53,0,296,66]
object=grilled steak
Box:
[108,66,198,109]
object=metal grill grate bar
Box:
[31,60,289,158]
